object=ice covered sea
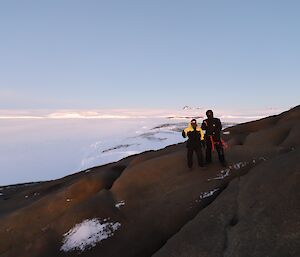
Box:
[0,108,283,185]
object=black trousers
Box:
[187,147,204,168]
[205,139,225,164]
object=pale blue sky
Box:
[0,0,299,110]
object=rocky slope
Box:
[0,106,299,257]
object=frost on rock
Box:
[198,189,220,201]
[115,200,125,209]
[207,161,249,181]
[232,162,248,170]
[207,168,231,181]
[200,188,219,199]
[60,218,121,253]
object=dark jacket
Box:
[182,123,204,148]
[201,118,222,142]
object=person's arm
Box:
[217,119,222,131]
[199,128,204,140]
[201,120,207,130]
[182,130,186,138]
[199,128,206,147]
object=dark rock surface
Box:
[153,149,300,257]
[0,106,299,257]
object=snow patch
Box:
[232,162,248,170]
[207,161,249,181]
[223,131,230,135]
[60,218,121,252]
[115,200,125,209]
[0,193,3,196]
[208,168,231,181]
[199,189,220,200]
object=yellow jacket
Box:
[182,123,204,140]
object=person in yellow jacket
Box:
[182,119,205,169]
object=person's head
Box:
[206,110,214,119]
[190,119,197,128]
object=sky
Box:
[0,0,299,110]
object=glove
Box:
[182,130,186,138]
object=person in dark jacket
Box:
[182,119,205,169]
[201,110,226,166]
